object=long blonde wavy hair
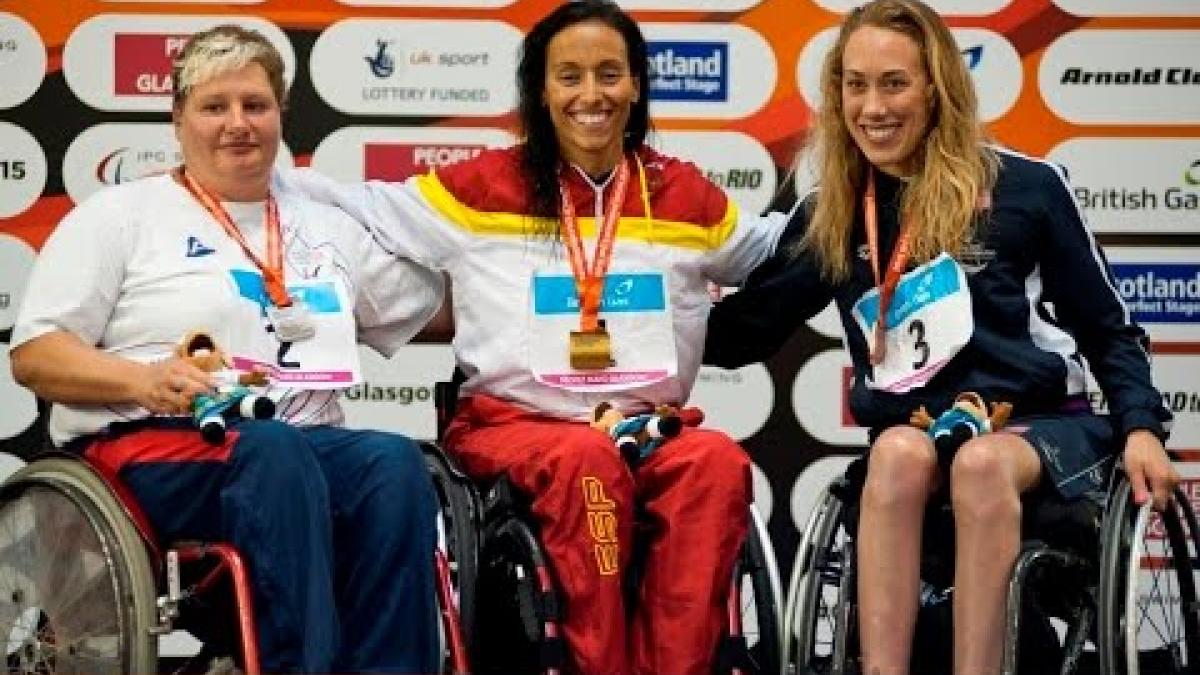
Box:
[801,0,998,281]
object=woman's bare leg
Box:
[857,425,939,675]
[949,434,1042,675]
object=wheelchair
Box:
[0,447,469,675]
[783,460,1200,675]
[427,382,784,674]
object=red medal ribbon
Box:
[864,169,913,365]
[177,168,292,309]
[559,157,631,333]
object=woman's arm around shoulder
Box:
[703,197,834,368]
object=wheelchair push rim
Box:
[1099,477,1200,675]
[785,485,854,675]
[0,458,157,675]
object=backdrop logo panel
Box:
[654,131,777,216]
[365,144,484,182]
[311,127,515,182]
[0,13,46,109]
[112,33,188,96]
[1105,247,1200,344]
[63,15,295,112]
[0,346,38,443]
[335,0,515,6]
[1049,137,1200,234]
[812,0,1011,15]
[642,23,773,119]
[309,19,519,116]
[792,349,867,447]
[0,234,35,332]
[1053,0,1200,16]
[689,364,774,442]
[101,0,266,3]
[619,0,764,8]
[341,344,456,440]
[648,41,729,102]
[798,27,1021,122]
[63,123,294,205]
[1039,29,1200,125]
[0,122,46,219]
[1087,352,1200,450]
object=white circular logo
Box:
[0,13,46,109]
[791,348,868,447]
[334,0,515,5]
[811,0,1011,14]
[643,22,775,120]
[310,19,520,117]
[1039,29,1200,125]
[63,15,295,112]
[0,234,36,331]
[0,122,47,219]
[311,126,514,182]
[0,346,38,441]
[751,462,773,520]
[62,123,294,205]
[690,364,774,441]
[789,455,854,531]
[340,343,455,440]
[654,130,778,216]
[798,27,1021,122]
[1053,0,1200,17]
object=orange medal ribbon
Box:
[559,157,631,333]
[177,168,292,309]
[863,169,913,365]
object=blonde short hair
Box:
[172,25,286,107]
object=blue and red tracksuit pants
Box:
[81,419,439,673]
[444,394,751,675]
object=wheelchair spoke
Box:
[0,487,123,675]
[1115,494,1199,674]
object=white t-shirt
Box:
[12,172,444,445]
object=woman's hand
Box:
[134,358,216,416]
[1123,429,1180,512]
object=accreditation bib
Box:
[852,253,973,393]
[228,272,363,389]
[529,270,677,393]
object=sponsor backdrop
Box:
[1,0,1198,582]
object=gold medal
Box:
[569,327,615,370]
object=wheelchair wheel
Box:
[0,458,157,674]
[722,505,783,674]
[472,515,564,675]
[785,482,856,675]
[1098,477,1200,675]
[423,443,482,652]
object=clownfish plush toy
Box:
[911,391,1013,459]
[590,401,686,467]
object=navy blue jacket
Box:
[705,149,1171,442]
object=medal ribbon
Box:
[559,157,631,333]
[864,169,913,365]
[178,168,292,309]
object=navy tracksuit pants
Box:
[84,420,439,673]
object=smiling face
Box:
[840,25,933,178]
[543,20,640,177]
[173,61,280,201]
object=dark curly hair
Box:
[516,0,652,230]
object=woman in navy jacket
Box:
[704,2,1177,673]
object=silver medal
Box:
[268,303,316,342]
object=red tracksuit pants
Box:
[445,394,750,675]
